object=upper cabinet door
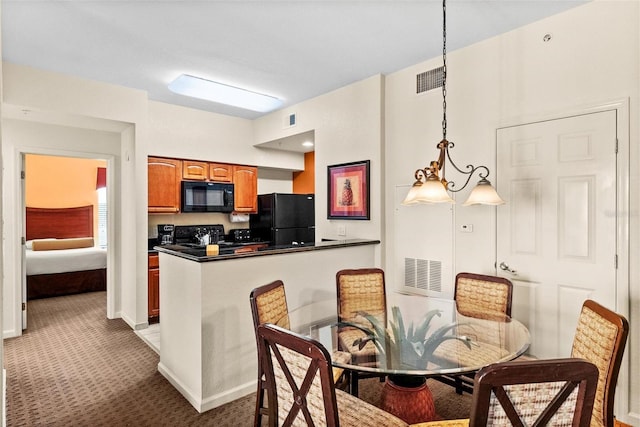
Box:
[183,160,208,181]
[148,157,182,213]
[232,165,258,213]
[209,163,233,182]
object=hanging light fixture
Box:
[402,0,505,206]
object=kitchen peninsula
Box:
[155,238,380,413]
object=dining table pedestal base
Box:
[380,376,436,424]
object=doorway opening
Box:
[22,153,110,330]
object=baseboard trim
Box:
[157,362,203,412]
[120,312,148,331]
[157,362,255,413]
[2,328,20,340]
[199,381,255,413]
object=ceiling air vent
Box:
[416,66,444,94]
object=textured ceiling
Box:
[2,1,589,120]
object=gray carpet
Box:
[5,292,471,426]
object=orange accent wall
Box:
[25,154,107,237]
[293,151,315,194]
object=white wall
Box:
[257,168,293,194]
[2,63,149,333]
[385,1,639,422]
[1,120,123,335]
[148,100,304,171]
[254,75,385,260]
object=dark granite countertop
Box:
[154,239,380,262]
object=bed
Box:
[26,206,107,299]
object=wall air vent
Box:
[416,66,444,94]
[283,112,297,129]
[404,257,442,295]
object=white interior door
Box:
[496,110,617,359]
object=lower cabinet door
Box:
[148,267,160,321]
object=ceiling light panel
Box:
[168,74,283,113]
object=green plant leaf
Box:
[392,306,407,342]
[422,323,473,357]
[413,309,442,341]
[357,312,387,339]
[337,318,391,360]
[407,323,415,341]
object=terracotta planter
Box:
[380,376,436,424]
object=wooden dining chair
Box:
[250,280,291,427]
[250,280,349,427]
[469,357,599,426]
[336,268,387,396]
[570,299,629,427]
[433,272,514,395]
[257,323,409,427]
[412,358,599,427]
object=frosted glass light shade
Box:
[463,179,505,206]
[401,182,423,205]
[418,179,455,203]
[168,74,283,112]
[402,177,454,205]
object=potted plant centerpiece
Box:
[341,306,471,375]
[340,306,471,383]
[339,306,472,422]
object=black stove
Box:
[174,224,226,246]
[173,225,264,248]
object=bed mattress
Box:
[26,246,107,276]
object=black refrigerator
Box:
[250,193,315,246]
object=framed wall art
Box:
[327,160,370,220]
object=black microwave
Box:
[181,181,234,213]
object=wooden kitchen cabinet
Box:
[209,163,233,182]
[148,157,182,213]
[232,165,258,213]
[183,160,209,181]
[148,253,160,322]
[149,156,258,213]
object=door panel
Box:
[497,110,617,358]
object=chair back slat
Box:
[251,280,290,330]
[454,272,513,319]
[336,268,387,327]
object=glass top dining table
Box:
[285,293,531,377]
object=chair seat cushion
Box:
[336,389,408,427]
[432,339,510,370]
[332,350,352,365]
[338,328,379,366]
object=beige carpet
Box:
[5,292,471,426]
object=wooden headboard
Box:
[26,206,94,241]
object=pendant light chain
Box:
[401,0,505,206]
[441,0,447,141]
